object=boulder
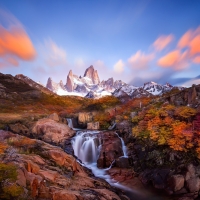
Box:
[97,131,123,168]
[78,112,93,127]
[32,118,75,146]
[186,177,200,193]
[168,174,185,192]
[48,113,59,122]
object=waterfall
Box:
[72,131,101,164]
[115,132,128,157]
[67,118,73,129]
[70,125,167,200]
[67,118,82,131]
[71,129,146,199]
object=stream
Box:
[67,119,171,200]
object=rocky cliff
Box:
[66,70,74,92]
[84,65,100,84]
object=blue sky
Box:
[0,0,200,86]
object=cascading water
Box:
[116,132,128,157]
[72,131,101,163]
[71,128,132,187]
[67,118,73,129]
[69,120,171,200]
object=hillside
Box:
[1,72,200,199]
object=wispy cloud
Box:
[157,50,189,70]
[113,59,124,73]
[153,34,174,51]
[128,50,154,69]
[42,38,67,67]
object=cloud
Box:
[193,56,200,64]
[113,59,124,73]
[177,26,200,56]
[0,10,36,67]
[157,50,189,70]
[157,26,200,71]
[153,34,174,51]
[5,57,19,66]
[177,30,193,49]
[128,51,154,69]
[190,35,200,56]
[0,26,36,60]
[42,39,67,67]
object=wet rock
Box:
[168,174,184,192]
[65,139,74,155]
[97,131,123,168]
[115,157,129,168]
[186,177,200,193]
[178,197,194,200]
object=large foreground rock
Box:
[32,118,75,147]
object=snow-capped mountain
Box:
[143,81,173,95]
[45,65,183,99]
[46,65,128,98]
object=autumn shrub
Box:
[0,163,23,199]
[174,106,197,122]
[94,112,112,129]
[132,103,199,152]
[0,142,8,154]
[8,136,36,154]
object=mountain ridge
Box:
[45,65,184,99]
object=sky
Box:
[0,0,200,87]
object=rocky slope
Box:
[0,130,129,200]
[15,74,53,95]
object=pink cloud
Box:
[128,51,154,69]
[113,59,124,73]
[0,10,36,67]
[193,56,200,64]
[153,34,174,51]
[177,26,200,56]
[0,26,36,60]
[5,57,19,66]
[190,35,200,56]
[157,50,189,70]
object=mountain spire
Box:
[84,65,100,84]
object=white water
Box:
[72,130,101,163]
[116,132,128,157]
[70,120,170,200]
[67,118,82,131]
[71,128,138,193]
